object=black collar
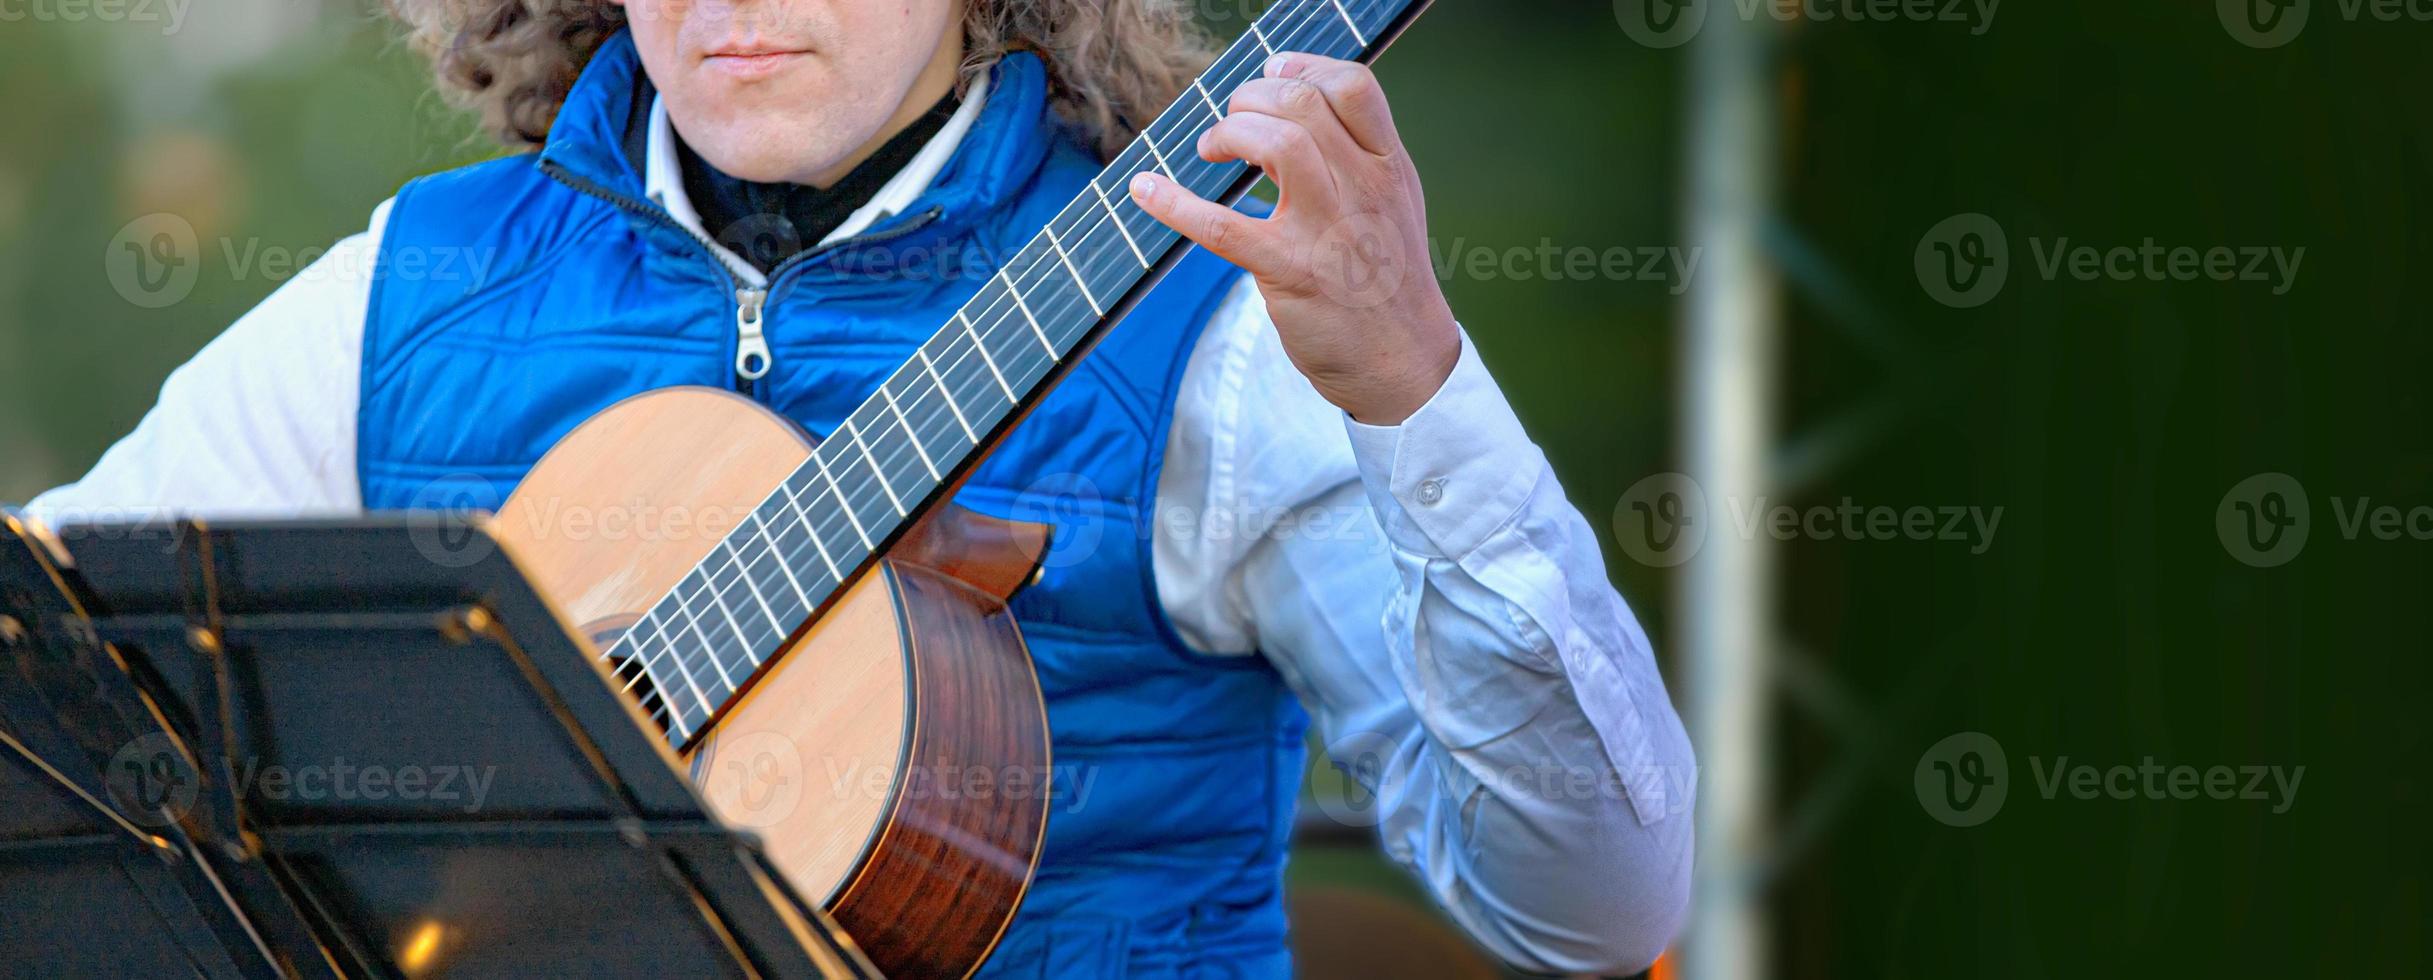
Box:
[655,92,961,275]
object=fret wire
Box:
[956,311,1019,402]
[860,395,940,509]
[999,266,1060,357]
[633,1,1357,665]
[745,491,843,605]
[684,569,752,685]
[1191,77,1226,118]
[721,534,785,634]
[590,0,1395,748]
[916,346,980,443]
[716,1,1353,728]
[810,447,878,550]
[749,509,816,608]
[700,529,808,638]
[666,596,729,715]
[1088,180,1152,268]
[879,382,943,481]
[692,521,806,660]
[753,500,823,585]
[1329,0,1370,47]
[776,474,850,583]
[605,646,669,729]
[1040,226,1104,317]
[694,560,779,675]
[835,0,1340,496]
[889,361,972,476]
[843,417,909,516]
[636,606,713,724]
[1141,128,1181,181]
[695,532,807,656]
[628,614,698,737]
[1021,241,1100,353]
[821,0,1350,510]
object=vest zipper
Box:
[734,286,771,389]
[536,159,945,396]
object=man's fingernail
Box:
[1267,54,1294,77]
[1130,173,1158,202]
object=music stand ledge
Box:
[0,512,878,979]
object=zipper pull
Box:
[734,287,772,385]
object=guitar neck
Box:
[615,0,1432,747]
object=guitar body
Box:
[490,387,1050,978]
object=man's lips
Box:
[702,47,812,79]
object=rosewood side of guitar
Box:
[490,386,1050,978]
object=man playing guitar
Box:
[28,0,1695,974]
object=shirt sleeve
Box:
[1153,278,1697,975]
[22,200,389,525]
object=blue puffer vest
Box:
[357,32,1308,978]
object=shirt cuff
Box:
[1344,328,1546,560]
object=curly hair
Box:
[385,0,1218,160]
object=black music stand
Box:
[0,512,875,979]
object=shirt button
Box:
[1415,479,1445,505]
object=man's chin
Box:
[683,123,857,186]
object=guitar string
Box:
[771,0,1385,555]
[611,0,1380,736]
[612,0,1373,739]
[607,0,1391,735]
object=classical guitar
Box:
[491,1,1432,974]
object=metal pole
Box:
[1678,4,1779,980]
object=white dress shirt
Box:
[26,88,1695,975]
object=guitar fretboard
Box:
[606,0,1426,745]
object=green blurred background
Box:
[3,0,2424,975]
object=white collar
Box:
[644,71,991,286]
